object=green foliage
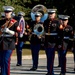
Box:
[0,0,75,22]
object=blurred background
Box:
[0,0,75,26]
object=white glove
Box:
[3,28,9,33]
[3,28,15,35]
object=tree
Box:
[0,0,75,22]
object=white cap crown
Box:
[47,9,57,13]
[18,11,25,16]
[58,15,70,20]
[3,6,14,12]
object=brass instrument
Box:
[31,4,48,22]
[33,24,44,36]
[30,4,48,36]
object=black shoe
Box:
[59,73,65,75]
[0,72,1,75]
[74,68,75,71]
[46,73,54,75]
[57,65,61,67]
[46,73,49,75]
[16,64,22,66]
[30,67,37,71]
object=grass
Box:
[12,48,73,56]
[12,41,45,56]
[12,41,73,56]
[12,49,45,56]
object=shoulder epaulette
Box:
[10,19,17,24]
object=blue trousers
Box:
[0,52,1,67]
[57,49,62,66]
[30,44,40,68]
[72,49,75,67]
[16,42,24,65]
[60,50,67,74]
[45,47,55,74]
[0,50,13,75]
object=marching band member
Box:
[0,12,5,67]
[43,9,60,75]
[72,20,75,72]
[29,12,43,71]
[73,44,75,72]
[58,15,74,75]
[0,6,20,75]
[72,44,75,72]
[1,12,5,19]
[16,11,29,66]
[56,15,64,67]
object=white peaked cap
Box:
[58,15,70,20]
[18,11,25,16]
[47,9,57,13]
[3,6,14,12]
[35,12,42,16]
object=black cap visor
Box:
[62,19,68,21]
[4,10,12,13]
[35,15,41,17]
[48,12,55,14]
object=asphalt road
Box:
[10,54,75,75]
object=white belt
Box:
[45,33,58,35]
[74,36,75,38]
[32,32,36,34]
[0,34,13,37]
[64,37,69,39]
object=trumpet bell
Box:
[33,24,44,36]
[31,4,48,22]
